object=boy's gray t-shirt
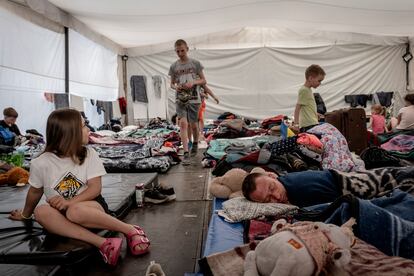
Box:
[168,58,204,104]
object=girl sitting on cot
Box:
[369,104,388,134]
[9,108,150,266]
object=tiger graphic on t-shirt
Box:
[54,172,85,199]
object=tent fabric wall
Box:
[128,27,408,57]
[69,29,119,101]
[0,5,64,135]
[128,41,406,120]
[24,0,125,55]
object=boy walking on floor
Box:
[169,39,206,165]
[293,64,325,132]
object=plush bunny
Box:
[0,166,29,186]
[209,167,266,199]
[244,219,355,276]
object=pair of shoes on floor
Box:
[155,185,176,201]
[145,260,165,276]
[144,186,176,203]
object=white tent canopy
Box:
[2,0,414,125]
[45,0,414,120]
[48,0,414,48]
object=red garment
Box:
[371,114,386,134]
[297,133,323,150]
[118,97,127,114]
[261,115,285,129]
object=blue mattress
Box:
[202,198,244,257]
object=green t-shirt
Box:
[297,86,318,128]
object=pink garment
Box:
[371,114,386,134]
[297,133,323,150]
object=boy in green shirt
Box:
[293,64,325,132]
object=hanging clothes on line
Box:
[152,75,162,98]
[130,75,148,103]
[344,94,372,108]
[372,91,394,107]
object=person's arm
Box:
[170,76,181,92]
[396,113,402,126]
[48,176,102,211]
[9,186,43,220]
[203,85,219,104]
[293,104,301,126]
[71,176,102,203]
[368,116,373,130]
[13,124,21,136]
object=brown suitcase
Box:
[342,108,367,154]
[325,108,367,154]
[325,110,343,133]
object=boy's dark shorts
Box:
[176,102,200,123]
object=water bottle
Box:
[135,183,145,207]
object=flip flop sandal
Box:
[126,225,150,255]
[99,237,123,266]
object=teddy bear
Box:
[209,167,267,199]
[0,166,29,186]
[244,218,356,276]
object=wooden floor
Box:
[74,150,212,276]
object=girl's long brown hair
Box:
[44,108,87,165]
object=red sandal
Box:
[126,225,150,255]
[99,237,123,266]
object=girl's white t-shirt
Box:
[29,147,107,199]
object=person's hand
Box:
[176,84,186,92]
[9,209,27,221]
[48,195,70,211]
[182,82,193,90]
[214,97,219,104]
[290,123,300,133]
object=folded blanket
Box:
[218,197,298,223]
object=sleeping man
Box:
[242,167,414,259]
[242,167,414,207]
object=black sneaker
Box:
[182,152,191,166]
[144,189,168,204]
[155,186,176,201]
[190,143,198,156]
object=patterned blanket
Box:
[330,167,414,199]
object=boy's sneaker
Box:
[155,186,176,201]
[190,143,198,156]
[182,152,190,166]
[144,189,168,204]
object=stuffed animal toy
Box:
[209,167,266,199]
[0,166,29,186]
[244,218,356,276]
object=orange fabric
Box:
[198,100,206,121]
[297,133,323,150]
